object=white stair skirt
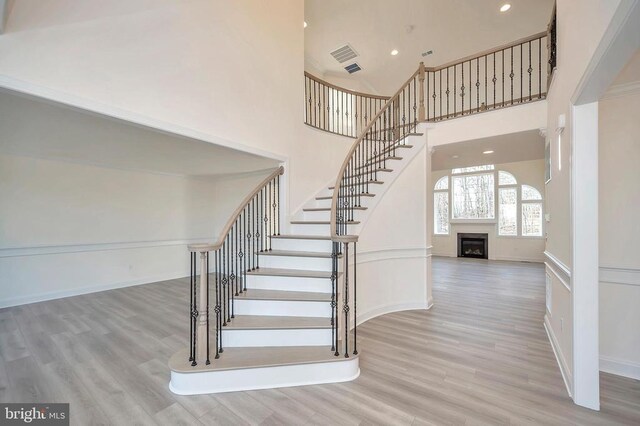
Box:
[169,347,359,395]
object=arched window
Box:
[521,185,543,236]
[434,177,449,235]
[498,171,517,185]
[433,166,544,238]
[498,172,518,236]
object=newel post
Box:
[418,62,426,122]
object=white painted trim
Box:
[0,271,187,309]
[0,238,212,258]
[601,81,640,101]
[599,266,640,286]
[544,315,573,398]
[600,355,640,380]
[0,76,287,163]
[352,247,429,265]
[356,302,429,326]
[545,262,571,292]
[544,251,571,278]
[572,0,640,106]
[431,253,544,264]
[571,102,600,410]
[170,357,360,395]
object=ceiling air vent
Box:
[344,63,362,74]
[330,43,359,63]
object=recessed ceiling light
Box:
[500,4,511,12]
[391,49,399,56]
[452,155,459,159]
[483,150,494,154]
[304,21,308,28]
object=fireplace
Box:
[457,233,488,259]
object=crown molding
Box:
[601,81,640,100]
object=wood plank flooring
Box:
[1,257,639,425]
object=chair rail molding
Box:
[599,266,640,286]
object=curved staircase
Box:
[169,65,427,395]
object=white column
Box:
[571,102,599,410]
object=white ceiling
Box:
[0,89,280,176]
[431,129,544,171]
[305,0,555,94]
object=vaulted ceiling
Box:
[305,0,555,94]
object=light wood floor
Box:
[1,257,639,425]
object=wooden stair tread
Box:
[259,250,334,258]
[225,315,330,330]
[303,207,367,212]
[170,345,353,373]
[328,181,383,190]
[270,234,332,240]
[235,289,330,302]
[247,267,333,279]
[316,194,375,200]
[290,220,360,225]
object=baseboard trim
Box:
[356,302,428,326]
[544,315,573,398]
[353,248,428,265]
[600,355,640,380]
[0,271,188,309]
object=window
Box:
[452,173,495,219]
[452,164,495,174]
[498,171,517,236]
[498,171,517,185]
[498,188,517,235]
[433,166,544,238]
[521,185,543,236]
[434,177,449,234]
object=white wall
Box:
[0,154,272,307]
[542,0,624,402]
[355,137,431,321]
[0,0,304,159]
[431,159,545,262]
[598,74,640,379]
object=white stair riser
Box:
[170,357,359,395]
[290,223,330,236]
[246,274,332,293]
[221,328,332,347]
[259,255,332,271]
[233,299,331,318]
[312,197,376,210]
[302,210,331,221]
[270,238,333,252]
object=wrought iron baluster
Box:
[538,37,542,98]
[510,46,514,105]
[189,251,195,363]
[332,242,339,355]
[206,252,210,365]
[476,58,480,112]
[215,250,221,357]
[528,41,532,101]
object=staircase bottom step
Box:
[169,346,359,395]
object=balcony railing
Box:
[305,21,557,129]
[304,72,390,138]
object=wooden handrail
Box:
[304,71,390,100]
[425,31,548,72]
[329,65,422,242]
[188,166,284,252]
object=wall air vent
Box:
[330,44,359,63]
[344,63,362,74]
